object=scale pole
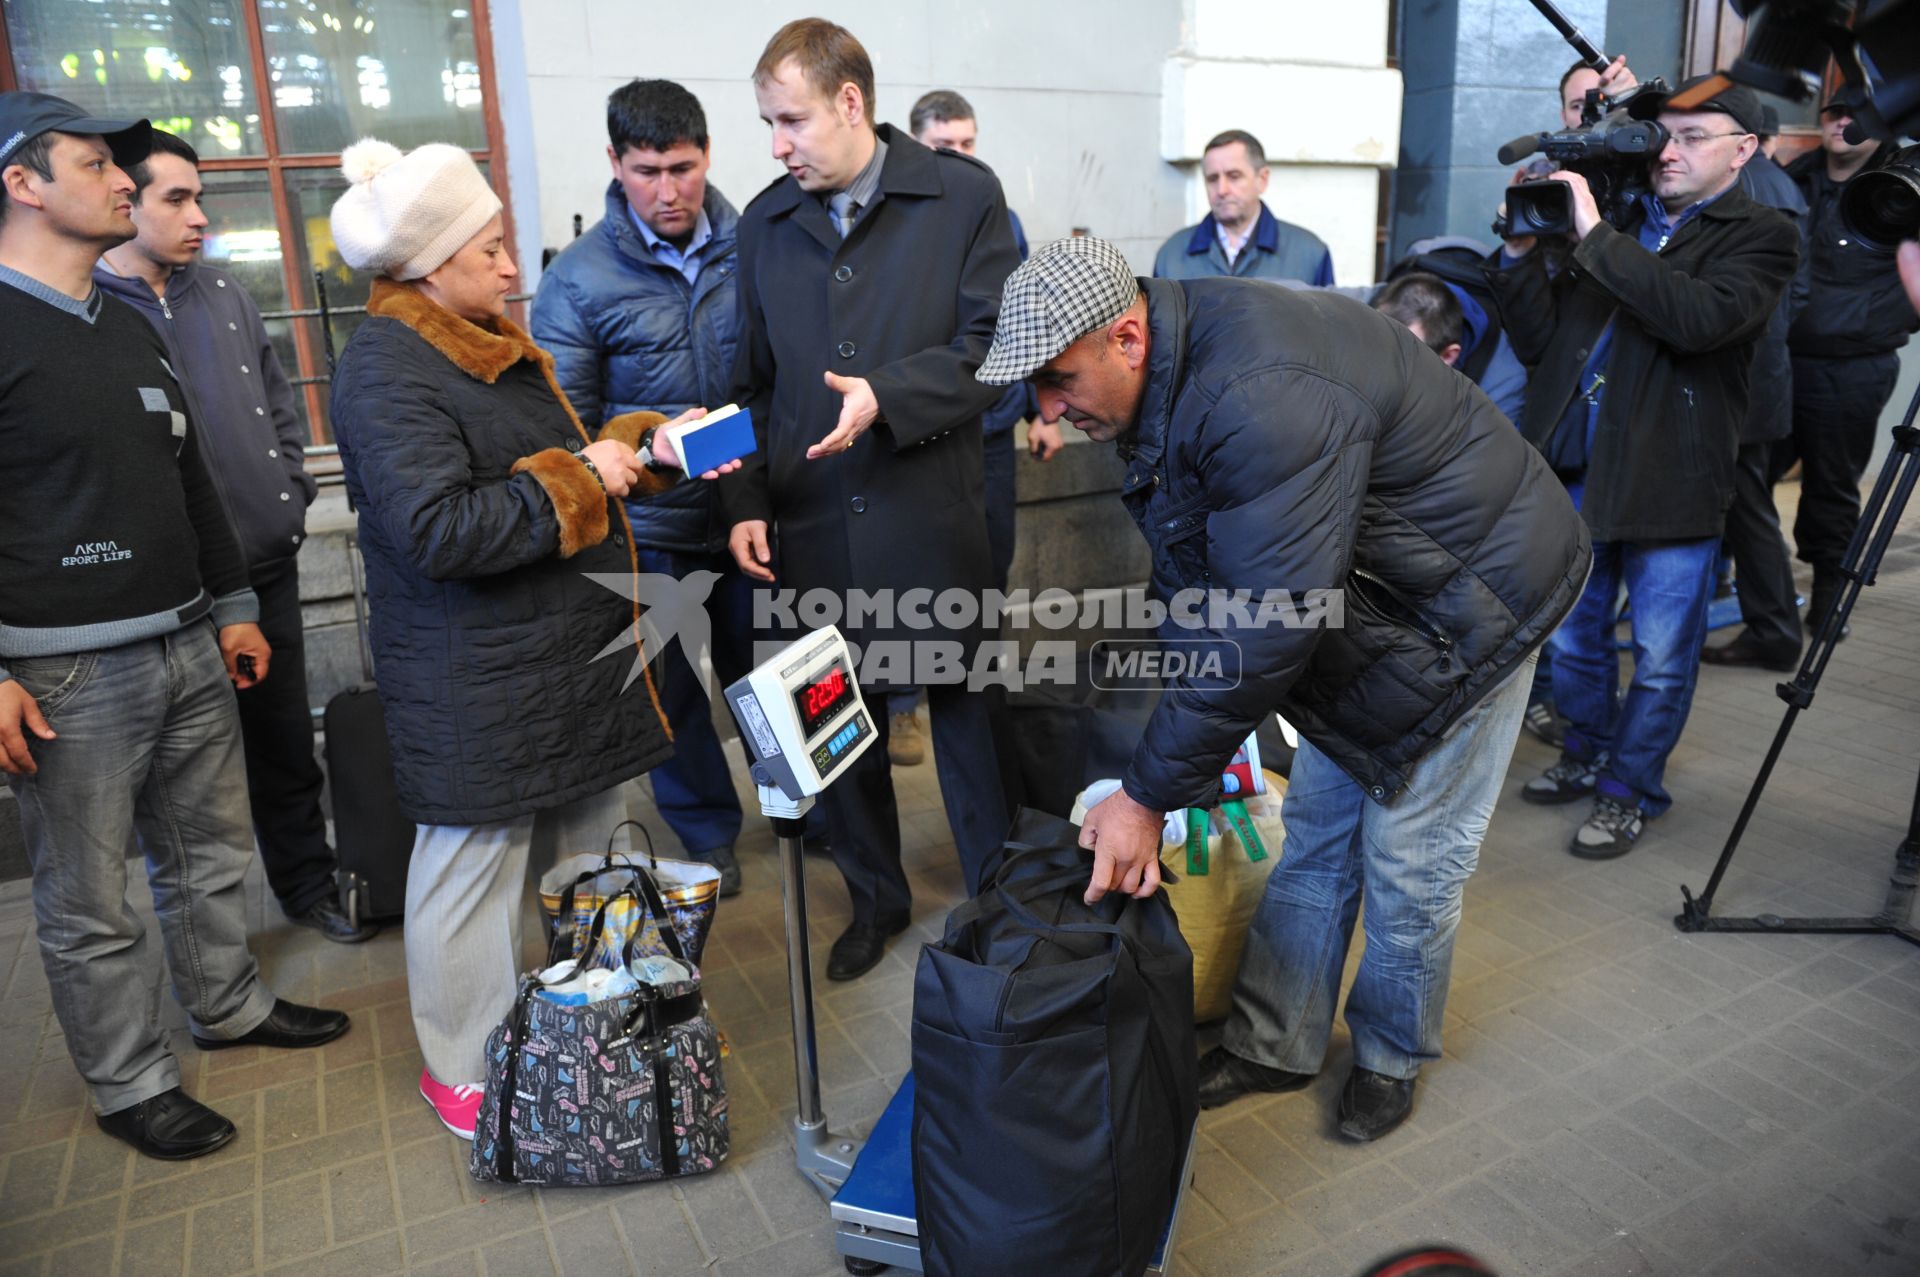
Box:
[775,812,824,1130]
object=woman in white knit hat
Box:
[326,139,738,1139]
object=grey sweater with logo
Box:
[0,269,257,683]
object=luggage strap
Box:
[490,981,538,1183]
[1184,799,1268,875]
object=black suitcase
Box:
[325,540,414,924]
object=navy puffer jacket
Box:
[331,279,675,826]
[532,183,740,555]
[1119,278,1591,811]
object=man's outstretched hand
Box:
[810,371,879,459]
[1079,786,1167,905]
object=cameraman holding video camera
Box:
[1490,76,1799,858]
[1778,86,1920,637]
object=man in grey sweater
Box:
[1,91,348,1162]
[95,129,373,943]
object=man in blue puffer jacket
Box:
[532,80,751,894]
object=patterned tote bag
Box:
[470,869,728,1186]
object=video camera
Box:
[1491,83,1672,240]
[1716,0,1918,246]
[1486,0,1673,241]
[1840,143,1920,251]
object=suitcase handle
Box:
[346,536,374,684]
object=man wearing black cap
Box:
[1780,86,1920,635]
[1490,76,1799,858]
[0,92,348,1160]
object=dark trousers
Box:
[235,562,336,916]
[1776,353,1903,573]
[886,435,1017,725]
[820,679,1011,923]
[633,546,756,857]
[983,429,1016,593]
[1723,441,1803,652]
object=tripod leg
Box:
[1677,414,1920,931]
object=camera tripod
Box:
[1675,388,1920,949]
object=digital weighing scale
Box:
[725,626,1195,1274]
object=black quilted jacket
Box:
[1118,277,1591,811]
[331,280,674,825]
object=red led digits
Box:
[793,663,852,735]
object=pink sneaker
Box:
[419,1068,483,1140]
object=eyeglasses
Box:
[1669,129,1749,151]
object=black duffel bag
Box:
[911,809,1199,1277]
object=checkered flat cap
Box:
[977,236,1140,385]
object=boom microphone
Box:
[1497,134,1544,166]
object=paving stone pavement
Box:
[1,492,1917,1276]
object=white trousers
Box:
[404,786,631,1085]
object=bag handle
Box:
[567,865,688,973]
[987,865,1128,941]
[1220,799,1269,862]
[1185,800,1269,877]
[545,820,663,965]
[603,818,658,871]
[488,979,540,1183]
[617,863,688,968]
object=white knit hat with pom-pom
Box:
[328,138,503,281]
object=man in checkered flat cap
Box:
[980,237,1590,1143]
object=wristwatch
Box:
[636,425,673,475]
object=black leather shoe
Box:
[96,1088,236,1160]
[826,915,910,982]
[193,1000,350,1052]
[693,845,742,898]
[1196,1046,1315,1110]
[290,895,378,944]
[1337,1068,1416,1142]
[1701,630,1801,672]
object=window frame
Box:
[0,0,517,457]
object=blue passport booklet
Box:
[665,403,757,474]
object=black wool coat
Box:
[331,280,675,826]
[1117,278,1591,811]
[1486,185,1799,542]
[723,125,1018,675]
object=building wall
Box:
[492,0,1398,285]
[495,0,1188,279]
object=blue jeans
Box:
[4,624,275,1114]
[1549,483,1719,816]
[632,546,754,856]
[1222,658,1532,1081]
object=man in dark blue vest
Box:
[1153,130,1334,285]
[533,79,753,895]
